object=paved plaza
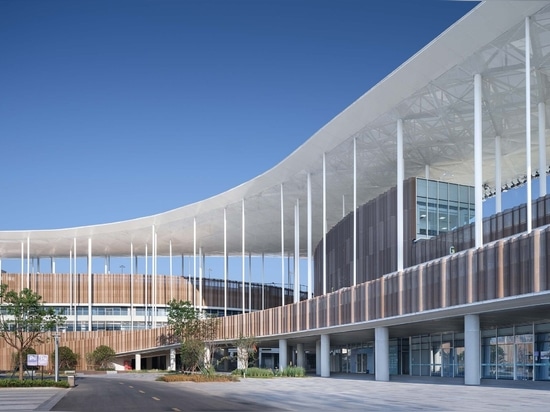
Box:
[0,373,548,411]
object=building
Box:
[1,1,550,385]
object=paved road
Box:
[1,373,549,411]
[51,374,285,412]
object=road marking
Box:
[172,408,181,412]
[128,385,134,388]
[152,397,160,401]
[139,390,145,394]
[119,382,124,385]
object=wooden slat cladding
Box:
[216,225,550,341]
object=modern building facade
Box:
[1,1,550,385]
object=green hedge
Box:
[279,366,305,377]
[0,379,69,388]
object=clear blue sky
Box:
[0,0,478,230]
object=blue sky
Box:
[0,0,479,231]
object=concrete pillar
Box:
[169,348,176,371]
[279,339,288,371]
[320,334,330,377]
[135,354,141,371]
[464,314,481,385]
[296,343,305,368]
[316,340,321,376]
[375,327,389,381]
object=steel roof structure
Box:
[1,0,550,260]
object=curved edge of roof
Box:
[1,0,546,241]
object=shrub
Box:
[241,367,274,378]
[160,374,238,383]
[0,378,69,388]
[280,366,305,377]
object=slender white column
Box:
[353,137,357,286]
[296,343,305,368]
[145,243,148,327]
[199,247,203,311]
[153,229,157,328]
[342,195,345,217]
[495,136,502,213]
[464,314,481,385]
[307,173,313,298]
[26,237,30,288]
[248,253,252,313]
[224,208,228,316]
[425,165,430,180]
[322,152,327,295]
[69,251,72,324]
[51,257,55,274]
[280,184,285,307]
[242,199,246,314]
[539,102,547,196]
[526,16,533,233]
[261,253,265,310]
[169,239,173,301]
[130,242,134,331]
[193,217,197,307]
[104,256,108,274]
[294,199,300,303]
[375,327,390,381]
[279,339,288,371]
[135,353,141,371]
[87,238,92,332]
[320,334,330,377]
[474,73,484,248]
[73,238,77,331]
[20,241,23,290]
[397,119,404,272]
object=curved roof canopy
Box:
[1,1,550,259]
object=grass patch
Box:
[159,373,239,383]
[0,379,69,388]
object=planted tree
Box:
[235,335,257,371]
[167,300,220,373]
[86,345,116,370]
[0,284,65,381]
[52,346,78,371]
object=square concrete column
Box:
[168,348,176,371]
[279,339,288,371]
[375,327,389,381]
[316,339,321,376]
[135,353,141,371]
[320,334,330,377]
[464,314,480,385]
[296,343,305,368]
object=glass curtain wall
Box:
[416,179,475,239]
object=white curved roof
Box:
[1,1,549,259]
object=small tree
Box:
[52,346,78,371]
[167,300,220,373]
[0,284,65,380]
[235,335,257,371]
[86,345,116,370]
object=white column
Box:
[145,243,148,328]
[375,327,389,381]
[526,16,533,233]
[425,165,430,180]
[87,238,92,332]
[320,334,330,377]
[135,353,141,371]
[464,314,481,385]
[51,257,55,274]
[397,119,404,272]
[474,73,484,248]
[248,253,252,313]
[199,247,203,311]
[152,227,157,328]
[279,339,288,371]
[353,137,357,286]
[193,217,197,307]
[307,173,313,299]
[73,238,77,331]
[224,207,228,316]
[261,253,265,310]
[495,136,502,213]
[280,184,285,307]
[539,102,547,196]
[242,199,246,314]
[130,242,134,331]
[169,348,176,371]
[20,241,23,290]
[26,237,30,288]
[294,199,300,303]
[169,239,173,301]
[296,343,305,368]
[322,153,327,295]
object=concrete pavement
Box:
[0,372,548,411]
